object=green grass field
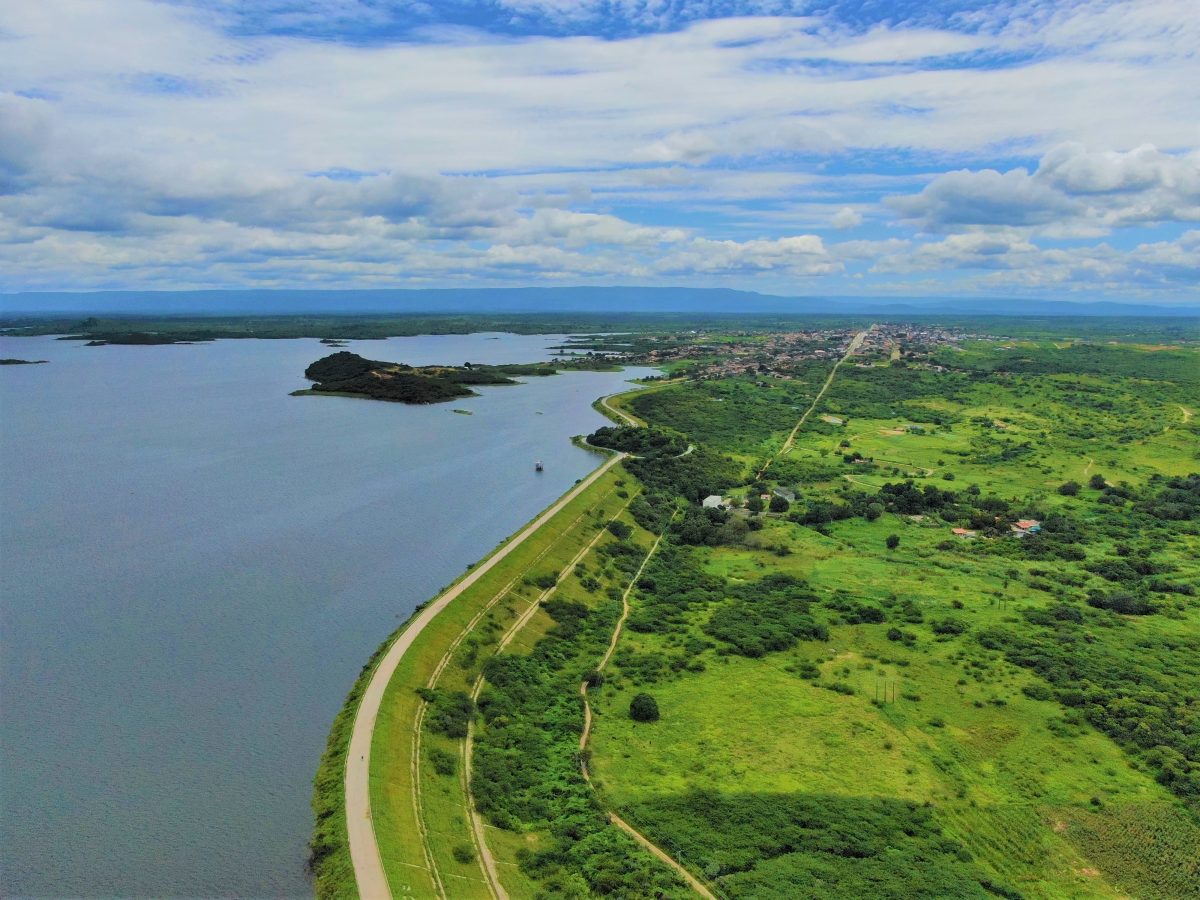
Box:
[586,337,1200,899]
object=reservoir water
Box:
[0,334,654,897]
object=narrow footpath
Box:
[577,514,718,900]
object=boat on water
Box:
[535,460,544,472]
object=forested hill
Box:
[297,350,554,404]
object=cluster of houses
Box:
[702,486,796,512]
[951,518,1041,540]
[633,329,861,379]
[615,323,994,381]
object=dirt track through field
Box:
[758,328,869,479]
[345,452,625,900]
[460,491,638,899]
[575,514,718,899]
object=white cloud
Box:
[656,235,836,276]
[0,0,1197,297]
[890,144,1200,233]
[868,228,1200,294]
[830,207,862,230]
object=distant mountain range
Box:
[2,287,1197,318]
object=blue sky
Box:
[1,0,1197,300]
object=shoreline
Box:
[311,383,647,898]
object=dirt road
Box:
[758,328,869,479]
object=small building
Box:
[952,527,976,538]
[702,495,725,509]
[1011,519,1042,536]
[772,487,796,502]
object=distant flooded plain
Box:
[0,333,653,897]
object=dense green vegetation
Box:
[586,425,688,458]
[469,544,689,897]
[626,792,1003,898]
[627,369,829,461]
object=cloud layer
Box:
[0,0,1197,299]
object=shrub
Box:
[453,844,475,864]
[1058,480,1081,496]
[931,618,968,636]
[1086,589,1156,615]
[824,681,855,695]
[528,571,558,590]
[769,494,790,513]
[425,690,476,739]
[794,661,820,679]
[886,534,901,550]
[1089,473,1107,490]
[1022,683,1053,701]
[629,693,660,722]
[606,520,633,540]
[429,746,458,777]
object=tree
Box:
[865,502,884,521]
[629,693,660,722]
[747,495,764,514]
[1059,480,1081,496]
[1089,473,1107,490]
[769,494,790,513]
[886,534,901,550]
[606,520,633,540]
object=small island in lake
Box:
[0,358,49,365]
[73,333,203,346]
[294,350,561,404]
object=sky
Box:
[1,0,1198,301]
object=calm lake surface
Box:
[0,334,654,898]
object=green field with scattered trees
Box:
[304,318,1199,899]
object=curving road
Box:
[345,451,626,899]
[599,390,642,426]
